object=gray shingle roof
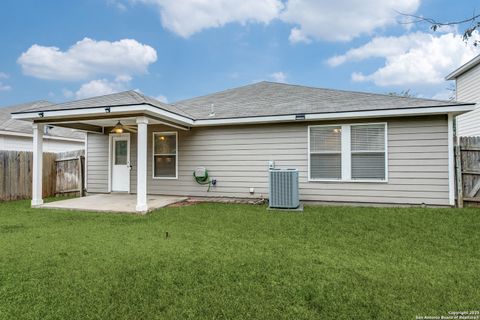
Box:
[12,82,473,122]
[1,101,84,139]
[16,90,194,119]
[173,81,471,120]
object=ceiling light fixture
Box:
[110,120,138,134]
[112,121,124,134]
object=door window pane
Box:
[115,140,127,165]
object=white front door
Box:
[111,134,130,192]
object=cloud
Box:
[330,32,480,87]
[432,90,454,101]
[228,72,240,79]
[123,0,420,43]
[75,76,131,99]
[131,0,283,38]
[62,89,74,98]
[327,33,430,67]
[288,27,311,44]
[281,0,421,42]
[0,83,11,91]
[107,0,127,11]
[270,71,287,83]
[0,72,11,91]
[18,38,157,81]
[155,94,168,103]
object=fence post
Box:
[455,142,464,208]
[78,156,84,197]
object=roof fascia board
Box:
[11,103,195,126]
[10,102,476,128]
[194,104,476,126]
[446,56,480,80]
[11,102,194,120]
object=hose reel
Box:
[193,167,215,191]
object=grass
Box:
[0,200,479,319]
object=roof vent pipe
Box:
[208,104,215,117]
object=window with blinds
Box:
[351,124,386,180]
[309,123,387,181]
[309,126,342,179]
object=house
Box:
[1,101,85,152]
[447,55,480,137]
[11,82,476,211]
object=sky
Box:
[0,0,479,107]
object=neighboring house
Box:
[1,101,84,152]
[11,82,475,211]
[447,55,480,137]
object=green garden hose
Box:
[193,169,211,191]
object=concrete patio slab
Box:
[39,194,188,214]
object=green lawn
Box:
[0,200,479,320]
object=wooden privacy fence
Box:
[0,150,84,202]
[455,136,480,207]
[55,150,85,197]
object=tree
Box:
[446,83,456,101]
[386,89,416,98]
[400,11,480,46]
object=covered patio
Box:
[11,91,194,213]
[39,194,188,213]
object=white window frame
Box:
[152,131,178,180]
[308,125,343,181]
[308,122,388,183]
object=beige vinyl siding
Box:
[456,63,480,136]
[126,115,449,206]
[86,116,449,205]
[86,133,109,193]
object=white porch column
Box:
[32,123,44,206]
[136,117,149,213]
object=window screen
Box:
[309,126,342,179]
[351,124,386,180]
[153,133,177,178]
